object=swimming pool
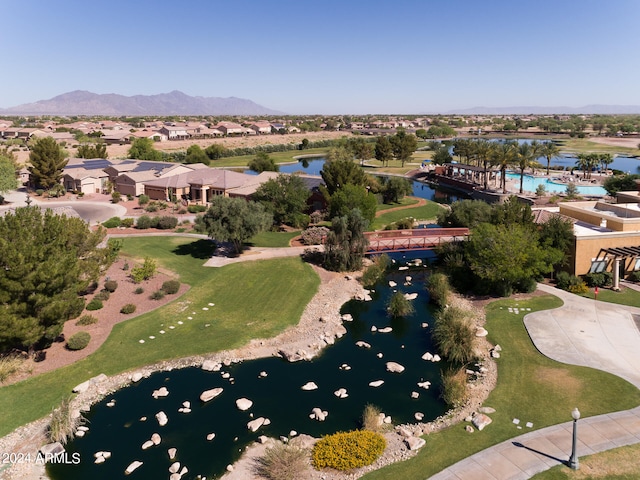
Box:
[504,173,607,196]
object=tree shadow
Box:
[171,239,217,260]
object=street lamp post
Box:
[569,407,580,469]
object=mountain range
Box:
[444,105,640,115]
[0,90,283,116]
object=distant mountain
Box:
[444,105,640,115]
[0,90,284,116]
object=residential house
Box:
[214,122,252,136]
[249,121,273,135]
[159,125,191,140]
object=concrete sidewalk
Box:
[430,284,640,479]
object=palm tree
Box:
[540,141,560,175]
[598,153,614,174]
[515,143,536,194]
[575,153,599,180]
[472,139,493,190]
[490,141,517,194]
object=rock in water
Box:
[235,398,253,411]
[247,417,266,432]
[369,380,384,387]
[199,387,223,403]
[155,411,168,427]
[125,461,143,474]
[301,382,318,391]
[386,362,405,373]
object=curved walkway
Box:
[430,284,640,479]
[374,196,427,217]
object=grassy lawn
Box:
[375,196,419,213]
[248,230,300,248]
[580,286,640,308]
[0,236,319,437]
[530,442,640,479]
[370,202,444,230]
[362,295,640,480]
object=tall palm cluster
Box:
[575,152,614,179]
[450,138,562,194]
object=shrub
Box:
[93,290,110,302]
[138,194,150,206]
[535,184,547,197]
[556,271,584,291]
[426,273,451,307]
[361,404,383,432]
[0,355,26,383]
[48,396,85,445]
[386,291,415,318]
[628,271,640,282]
[85,299,103,311]
[187,204,207,213]
[131,257,157,283]
[568,282,589,294]
[111,191,121,203]
[102,216,122,228]
[157,215,178,230]
[66,332,91,351]
[121,217,134,228]
[256,443,310,480]
[361,254,390,287]
[150,290,165,300]
[103,280,118,292]
[126,194,134,201]
[301,226,329,246]
[583,272,612,288]
[432,306,477,365]
[440,367,469,408]
[120,304,137,314]
[136,215,155,229]
[394,217,415,230]
[178,208,188,214]
[122,262,129,271]
[161,280,180,294]
[312,430,386,471]
[309,210,325,224]
[134,287,144,294]
[77,191,84,197]
[35,189,44,196]
[75,315,98,326]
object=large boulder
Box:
[152,387,169,399]
[236,398,253,411]
[39,442,65,458]
[125,460,143,474]
[200,387,223,403]
[301,382,318,391]
[356,341,371,349]
[247,417,267,432]
[386,362,405,373]
[472,413,493,431]
[309,408,328,421]
[405,436,426,451]
[72,373,107,393]
[369,380,384,387]
[155,411,168,427]
[201,360,221,371]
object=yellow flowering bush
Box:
[312,430,386,471]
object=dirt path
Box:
[374,196,426,217]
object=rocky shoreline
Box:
[0,264,497,480]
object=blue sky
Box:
[2,0,639,114]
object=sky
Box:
[1,0,639,114]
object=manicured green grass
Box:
[531,442,640,479]
[375,197,419,213]
[208,147,329,168]
[370,201,443,230]
[0,237,320,437]
[362,295,640,480]
[248,230,300,248]
[581,286,640,308]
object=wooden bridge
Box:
[364,228,469,254]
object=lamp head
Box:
[572,407,581,420]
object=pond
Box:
[247,157,463,204]
[48,258,447,480]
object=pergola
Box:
[442,163,500,189]
[593,246,640,290]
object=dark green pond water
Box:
[48,257,447,479]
